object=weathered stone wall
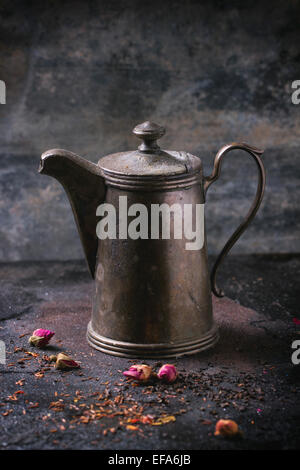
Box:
[0,0,299,262]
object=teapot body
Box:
[40,121,265,359]
[87,172,219,358]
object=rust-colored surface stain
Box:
[35,295,267,370]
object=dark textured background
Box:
[0,0,299,262]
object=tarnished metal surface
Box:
[98,150,194,176]
[39,123,265,358]
[205,143,266,297]
[39,149,106,277]
[88,184,216,357]
[98,121,202,176]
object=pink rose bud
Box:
[29,329,55,348]
[157,364,178,383]
[214,419,240,437]
[123,364,153,382]
[55,353,80,370]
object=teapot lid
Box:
[98,121,201,176]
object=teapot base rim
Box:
[86,322,219,359]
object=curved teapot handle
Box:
[204,143,266,297]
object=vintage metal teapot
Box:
[39,121,265,358]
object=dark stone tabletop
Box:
[0,254,299,450]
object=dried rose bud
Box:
[157,364,178,383]
[214,419,240,438]
[123,364,153,382]
[55,353,80,370]
[29,329,55,348]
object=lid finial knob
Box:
[133,121,165,153]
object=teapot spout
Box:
[39,149,106,278]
